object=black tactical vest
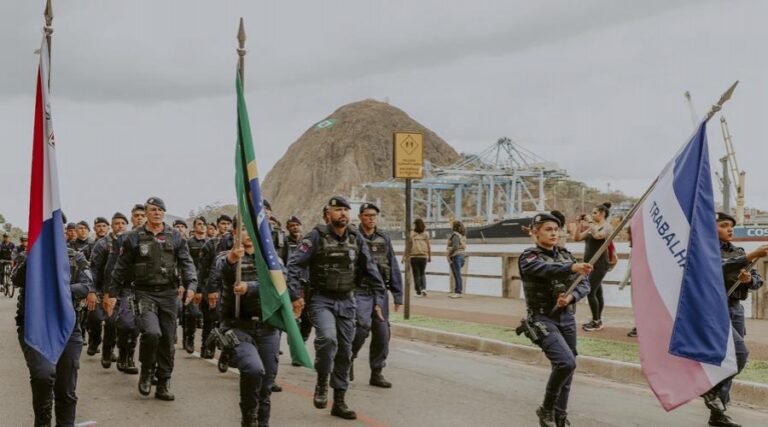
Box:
[133,227,177,288]
[721,243,749,301]
[522,247,575,313]
[222,254,261,320]
[187,236,206,265]
[362,232,391,286]
[309,225,359,293]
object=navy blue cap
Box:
[173,219,187,227]
[77,220,90,230]
[328,196,351,209]
[112,212,128,223]
[531,213,562,228]
[286,215,302,225]
[145,197,166,211]
[66,222,77,230]
[131,204,145,213]
[359,202,380,214]
[94,217,109,226]
[716,212,736,226]
[217,214,232,224]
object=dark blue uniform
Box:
[197,233,233,357]
[282,233,312,345]
[210,252,280,426]
[111,223,198,397]
[87,233,118,365]
[15,248,93,426]
[105,232,140,373]
[180,234,206,353]
[519,245,590,426]
[352,228,403,381]
[711,242,763,406]
[286,223,384,409]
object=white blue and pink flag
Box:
[24,36,75,364]
[630,121,737,410]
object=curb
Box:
[391,323,768,409]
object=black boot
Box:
[86,341,100,356]
[271,383,283,393]
[138,366,153,396]
[702,389,726,413]
[31,381,53,427]
[184,333,195,354]
[101,346,114,369]
[240,403,258,427]
[154,377,175,401]
[116,348,126,372]
[536,406,556,427]
[555,411,570,427]
[709,410,741,427]
[124,353,139,375]
[313,373,329,409]
[330,389,357,420]
[369,368,392,388]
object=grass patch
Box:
[391,313,768,384]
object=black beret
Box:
[66,222,77,230]
[145,197,166,211]
[112,212,128,223]
[716,212,736,226]
[531,213,562,228]
[328,196,351,209]
[173,219,187,227]
[193,216,207,225]
[286,215,302,225]
[359,203,380,214]
[77,220,90,230]
[131,204,145,213]
[217,215,232,224]
[94,217,109,226]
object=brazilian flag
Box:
[234,72,313,368]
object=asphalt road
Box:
[2,297,767,426]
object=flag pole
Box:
[43,0,53,88]
[234,17,247,317]
[555,81,740,306]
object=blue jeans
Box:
[450,255,465,294]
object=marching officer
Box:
[198,214,234,358]
[14,218,94,426]
[111,197,197,401]
[287,196,385,420]
[701,212,768,427]
[181,216,208,354]
[88,212,128,368]
[282,216,313,358]
[519,213,592,427]
[351,202,402,388]
[209,229,281,427]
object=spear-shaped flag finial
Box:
[706,80,739,121]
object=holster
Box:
[515,317,550,345]
[134,298,158,317]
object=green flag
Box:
[234,72,313,368]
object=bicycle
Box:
[1,260,14,298]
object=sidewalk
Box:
[406,291,768,360]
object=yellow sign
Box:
[393,132,424,179]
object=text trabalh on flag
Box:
[24,37,76,364]
[630,121,737,410]
[234,72,313,368]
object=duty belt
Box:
[224,317,262,330]
[134,284,175,293]
[314,289,354,300]
[354,287,375,296]
[527,305,574,316]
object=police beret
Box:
[131,204,145,213]
[94,217,109,226]
[286,215,302,225]
[531,213,562,228]
[328,196,351,209]
[66,222,77,230]
[194,216,207,225]
[716,212,736,226]
[359,203,380,214]
[145,197,166,211]
[173,219,187,227]
[217,214,232,224]
[263,199,272,210]
[112,212,128,223]
[77,220,90,230]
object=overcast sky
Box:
[1,0,766,227]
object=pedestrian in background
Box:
[406,218,431,297]
[447,221,466,299]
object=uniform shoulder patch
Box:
[299,239,312,253]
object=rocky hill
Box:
[262,99,460,224]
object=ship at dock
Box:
[350,137,568,243]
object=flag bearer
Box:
[701,212,768,427]
[519,213,592,427]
